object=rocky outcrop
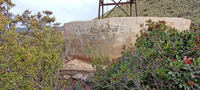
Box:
[60,59,95,81]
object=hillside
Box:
[103,0,200,26]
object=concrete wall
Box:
[64,17,191,61]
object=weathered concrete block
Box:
[64,17,191,61]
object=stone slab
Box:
[61,59,95,72]
[64,17,191,61]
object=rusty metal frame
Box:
[98,0,138,19]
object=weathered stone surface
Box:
[60,59,95,72]
[64,17,191,61]
[72,73,83,79]
[63,75,71,80]
[81,74,88,81]
[64,59,68,63]
[66,56,75,61]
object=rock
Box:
[61,59,95,72]
[67,71,79,76]
[59,76,62,79]
[63,75,71,80]
[64,59,68,63]
[72,73,83,79]
[66,56,75,61]
[81,75,88,81]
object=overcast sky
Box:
[10,0,127,26]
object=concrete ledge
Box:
[64,17,191,61]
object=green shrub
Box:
[0,0,64,89]
[91,20,200,90]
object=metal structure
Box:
[98,0,138,19]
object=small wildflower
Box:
[188,57,192,61]
[185,60,192,64]
[160,73,164,76]
[122,45,126,50]
[184,57,192,64]
[160,21,166,24]
[188,81,195,86]
[130,48,133,52]
[145,33,148,36]
[117,75,120,78]
[121,51,124,54]
[138,72,140,74]
[122,69,126,72]
[195,43,198,47]
[196,36,200,40]
[168,42,171,46]
[147,19,152,23]
[172,59,175,62]
[192,47,196,50]
[112,78,115,80]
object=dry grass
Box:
[102,0,200,26]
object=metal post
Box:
[98,0,101,19]
[102,0,104,19]
[135,0,138,17]
[130,0,132,17]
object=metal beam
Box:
[98,0,138,19]
[105,0,122,18]
[111,0,129,17]
[101,2,135,6]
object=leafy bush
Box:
[0,0,64,89]
[91,20,200,90]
